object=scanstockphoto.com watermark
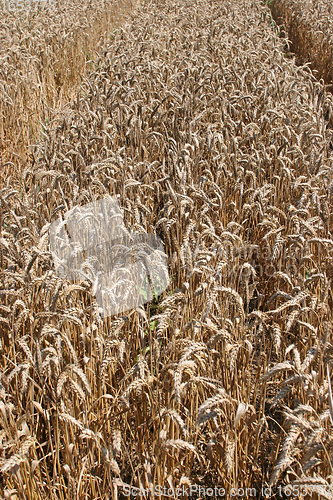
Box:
[119,483,333,498]
[2,0,55,12]
[121,484,257,498]
[49,196,170,318]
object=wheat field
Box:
[1,0,333,498]
[270,0,333,92]
[0,0,136,171]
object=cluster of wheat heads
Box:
[270,0,333,92]
[1,0,333,497]
[0,0,136,176]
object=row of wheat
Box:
[0,0,135,171]
[1,0,333,498]
[270,0,333,92]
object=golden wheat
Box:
[0,0,333,497]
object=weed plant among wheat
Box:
[0,0,333,498]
